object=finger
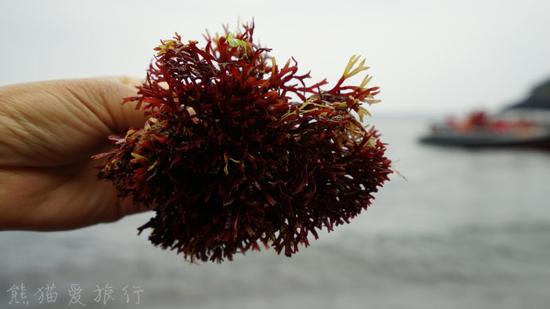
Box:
[115,195,155,219]
[114,76,143,88]
[83,76,149,132]
[1,77,149,133]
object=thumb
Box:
[85,76,149,133]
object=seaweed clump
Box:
[94,23,392,262]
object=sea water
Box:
[1,116,550,309]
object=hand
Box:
[0,77,150,231]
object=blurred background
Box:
[1,0,550,308]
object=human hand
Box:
[0,77,150,231]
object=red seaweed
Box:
[93,22,392,262]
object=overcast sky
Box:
[1,0,549,115]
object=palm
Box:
[0,77,148,230]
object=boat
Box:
[420,79,550,149]
[420,120,550,149]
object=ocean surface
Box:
[2,116,550,309]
